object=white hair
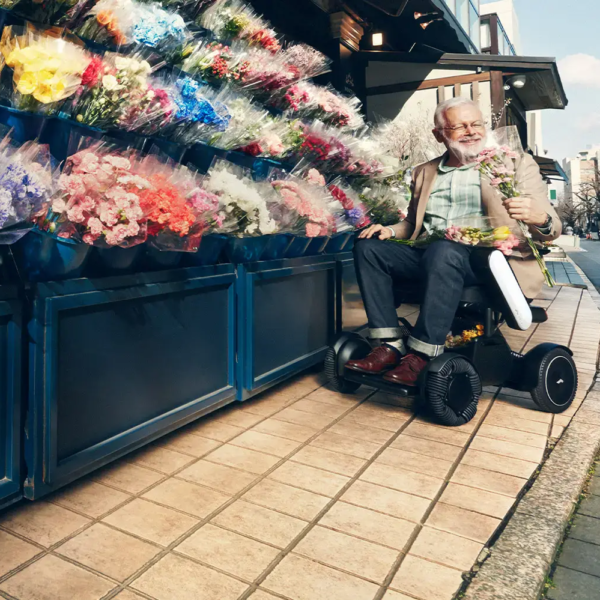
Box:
[434,97,482,129]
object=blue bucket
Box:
[345,235,356,252]
[143,245,183,271]
[184,142,226,173]
[48,116,104,162]
[87,245,144,277]
[305,236,330,256]
[182,234,228,266]
[0,106,48,144]
[12,229,91,282]
[284,236,311,258]
[325,232,352,254]
[262,234,294,260]
[224,236,268,263]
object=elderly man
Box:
[346,97,561,386]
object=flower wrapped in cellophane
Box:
[327,179,370,230]
[0,26,91,113]
[41,138,152,247]
[203,159,277,236]
[180,39,250,85]
[357,182,408,226]
[198,0,281,54]
[0,133,57,243]
[0,0,79,25]
[70,52,165,130]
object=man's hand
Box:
[358,224,394,240]
[503,197,547,227]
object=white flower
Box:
[114,57,131,71]
[102,75,122,91]
[138,60,152,75]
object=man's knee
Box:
[353,238,387,264]
[421,240,470,271]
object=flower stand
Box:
[305,236,330,256]
[261,234,295,261]
[182,234,228,266]
[224,236,269,264]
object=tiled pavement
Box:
[0,285,598,600]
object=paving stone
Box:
[569,515,600,546]
[579,494,600,519]
[548,566,600,600]
[590,476,600,497]
[557,538,600,578]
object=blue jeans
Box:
[353,239,478,357]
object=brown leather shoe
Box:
[383,353,428,386]
[345,345,401,375]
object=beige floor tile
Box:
[390,555,467,600]
[360,463,444,500]
[410,526,483,571]
[376,447,453,479]
[461,448,538,479]
[253,418,318,442]
[470,435,545,463]
[329,419,394,444]
[187,418,246,442]
[0,554,115,600]
[426,503,501,543]
[112,591,145,600]
[402,422,471,448]
[56,523,160,582]
[555,414,573,428]
[345,410,409,433]
[0,530,41,577]
[382,591,414,600]
[103,498,198,547]
[160,432,221,457]
[478,424,548,449]
[293,399,348,418]
[489,404,552,424]
[204,444,280,474]
[143,478,230,519]
[268,461,350,497]
[50,480,130,518]
[0,501,90,548]
[132,553,247,600]
[262,553,379,600]
[440,482,515,519]
[310,431,381,460]
[451,464,526,498]
[248,591,279,600]
[212,409,264,429]
[294,525,398,583]
[93,462,164,494]
[483,412,550,435]
[276,407,337,429]
[306,387,369,406]
[292,445,367,477]
[320,502,416,551]
[342,480,430,523]
[392,435,462,462]
[177,523,279,581]
[230,430,302,457]
[243,479,330,521]
[128,446,194,474]
[212,500,306,548]
[177,460,258,494]
[551,424,565,439]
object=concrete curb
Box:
[461,389,600,600]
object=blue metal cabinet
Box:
[335,252,367,334]
[24,265,237,500]
[237,255,336,400]
[0,286,22,511]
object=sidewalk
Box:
[0,284,597,600]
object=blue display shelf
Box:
[0,285,22,511]
[236,254,336,401]
[335,251,367,334]
[24,265,237,500]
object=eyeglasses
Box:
[440,122,486,134]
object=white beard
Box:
[447,137,485,164]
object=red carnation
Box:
[239,142,263,157]
[81,57,104,87]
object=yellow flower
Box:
[32,83,53,103]
[16,71,37,95]
[493,226,511,241]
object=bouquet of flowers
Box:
[476,137,554,286]
[0,0,79,24]
[70,52,162,130]
[328,180,370,229]
[198,0,281,54]
[0,134,56,243]
[0,26,90,113]
[41,140,152,247]
[357,182,408,226]
[203,159,277,236]
[180,40,250,85]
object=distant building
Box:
[563,147,600,205]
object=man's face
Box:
[433,104,487,163]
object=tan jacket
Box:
[391,153,562,299]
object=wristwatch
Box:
[387,226,396,238]
[538,214,553,233]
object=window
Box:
[456,0,469,31]
[550,190,557,201]
[445,0,456,12]
[469,1,480,50]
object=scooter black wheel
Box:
[421,355,481,426]
[324,347,362,394]
[528,347,577,413]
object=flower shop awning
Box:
[359,51,568,111]
[533,155,569,183]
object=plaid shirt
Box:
[422,156,485,233]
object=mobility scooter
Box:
[325,249,578,426]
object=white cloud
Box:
[558,54,600,88]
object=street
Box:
[567,240,600,292]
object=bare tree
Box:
[574,163,600,231]
[556,196,585,229]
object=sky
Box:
[513,0,600,161]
